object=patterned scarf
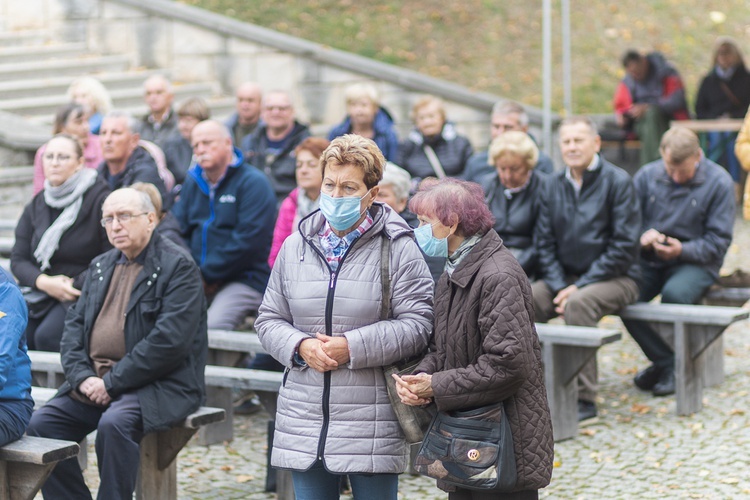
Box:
[35,168,98,271]
[318,213,374,272]
[444,234,483,277]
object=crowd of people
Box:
[1,36,748,499]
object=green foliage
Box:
[179,0,750,114]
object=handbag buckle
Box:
[467,449,480,461]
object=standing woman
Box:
[32,103,103,195]
[11,134,111,352]
[394,178,553,500]
[256,134,434,500]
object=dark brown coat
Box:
[415,230,554,492]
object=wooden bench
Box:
[0,236,13,257]
[703,286,750,307]
[619,303,749,415]
[0,435,79,500]
[31,384,225,500]
[535,323,622,441]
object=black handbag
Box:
[21,287,57,320]
[380,235,434,444]
[414,402,517,491]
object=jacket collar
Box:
[448,230,503,289]
[189,147,244,194]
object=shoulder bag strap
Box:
[423,145,447,179]
[380,234,391,321]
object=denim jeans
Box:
[292,460,398,500]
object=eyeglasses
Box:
[100,212,148,227]
[264,105,291,112]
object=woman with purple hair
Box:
[393,178,553,500]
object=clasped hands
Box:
[35,274,80,302]
[641,228,682,261]
[79,376,111,406]
[298,333,350,373]
[391,373,433,406]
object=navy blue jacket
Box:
[0,268,32,402]
[328,108,399,161]
[172,148,276,294]
[634,157,735,279]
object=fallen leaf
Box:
[580,429,597,436]
[236,475,254,483]
[221,465,234,472]
[720,477,740,485]
[729,408,745,416]
[631,403,651,414]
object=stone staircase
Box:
[0,26,236,227]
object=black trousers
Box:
[449,488,539,500]
[26,392,143,500]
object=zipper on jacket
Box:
[304,233,364,464]
[200,186,216,266]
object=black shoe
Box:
[652,369,675,397]
[577,400,597,422]
[634,364,663,391]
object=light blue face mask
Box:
[414,223,449,258]
[319,191,370,231]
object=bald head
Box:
[236,82,263,127]
[102,188,157,260]
[144,75,174,118]
[191,120,234,182]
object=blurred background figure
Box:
[226,82,263,146]
[695,37,750,188]
[482,130,546,279]
[328,83,399,161]
[33,103,103,195]
[268,137,328,268]
[130,182,187,249]
[12,134,111,352]
[137,74,179,148]
[398,95,473,182]
[67,76,112,135]
[162,97,211,187]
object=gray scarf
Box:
[294,189,320,230]
[35,168,98,271]
[444,234,482,277]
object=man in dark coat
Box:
[26,187,207,500]
[533,116,640,421]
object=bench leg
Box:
[702,335,724,387]
[542,344,597,441]
[674,322,728,415]
[0,460,57,500]
[136,427,198,500]
[197,387,234,446]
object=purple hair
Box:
[408,178,495,237]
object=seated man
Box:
[241,90,311,202]
[533,116,640,421]
[99,111,169,206]
[0,267,33,447]
[26,188,207,499]
[463,100,554,183]
[613,50,689,166]
[624,127,735,396]
[172,120,276,331]
[136,75,180,148]
[225,81,263,146]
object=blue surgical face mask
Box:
[414,223,449,258]
[319,191,371,231]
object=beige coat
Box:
[734,109,750,219]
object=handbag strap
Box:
[380,234,391,321]
[423,145,447,179]
[719,81,742,108]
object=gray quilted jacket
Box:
[414,230,554,491]
[256,203,434,473]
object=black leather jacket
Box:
[535,157,640,292]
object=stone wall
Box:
[0,0,555,152]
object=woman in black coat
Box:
[11,134,111,351]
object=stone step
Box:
[0,69,169,100]
[0,166,33,220]
[0,54,130,81]
[0,30,49,47]
[0,42,88,64]
[0,81,222,117]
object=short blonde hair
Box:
[67,77,112,114]
[660,127,701,163]
[321,134,384,190]
[488,131,539,169]
[345,83,379,106]
[130,182,163,216]
[177,97,211,121]
[410,95,446,123]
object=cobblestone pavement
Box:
[76,218,750,499]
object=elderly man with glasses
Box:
[27,187,207,500]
